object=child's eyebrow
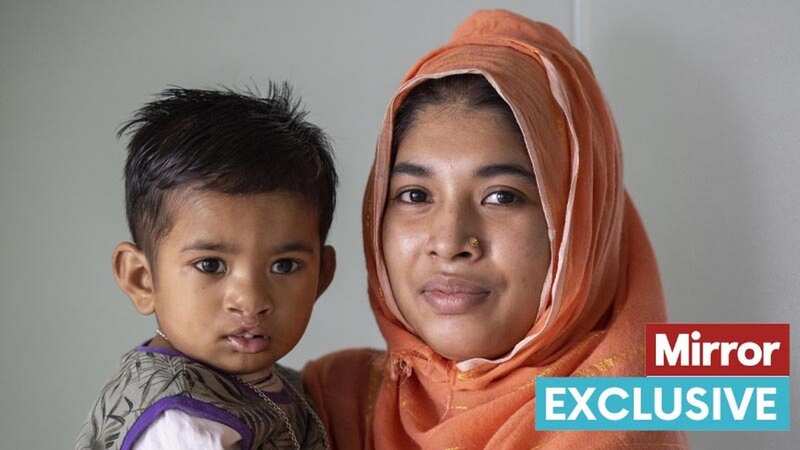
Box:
[181,240,239,253]
[181,240,315,255]
[272,241,315,254]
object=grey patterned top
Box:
[75,343,328,450]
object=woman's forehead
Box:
[393,106,532,169]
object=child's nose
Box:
[226,301,272,320]
[225,280,274,319]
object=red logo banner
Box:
[645,323,790,376]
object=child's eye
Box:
[271,259,301,274]
[194,258,226,274]
[483,190,520,205]
[397,189,429,203]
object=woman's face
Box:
[382,105,550,361]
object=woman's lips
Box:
[226,331,270,353]
[421,276,491,315]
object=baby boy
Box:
[76,85,337,450]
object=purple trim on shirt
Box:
[120,395,253,450]
[136,340,184,358]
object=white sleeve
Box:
[131,409,242,450]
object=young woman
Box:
[304,9,688,449]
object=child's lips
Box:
[226,331,270,353]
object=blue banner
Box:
[535,376,790,431]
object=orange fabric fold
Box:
[304,9,688,449]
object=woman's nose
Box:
[426,201,483,261]
[225,276,274,320]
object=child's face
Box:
[124,189,334,377]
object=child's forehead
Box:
[161,187,320,243]
[169,186,314,213]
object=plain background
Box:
[1,1,797,448]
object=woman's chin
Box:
[410,309,530,362]
[423,330,513,363]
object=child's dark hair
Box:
[392,74,519,153]
[119,83,337,259]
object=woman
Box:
[304,9,688,449]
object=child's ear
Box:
[316,245,337,299]
[112,241,156,315]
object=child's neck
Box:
[238,367,275,384]
[148,334,173,351]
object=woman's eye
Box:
[483,191,519,205]
[397,189,429,203]
[194,258,226,274]
[271,259,301,274]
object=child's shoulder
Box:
[77,344,293,449]
[273,362,301,381]
[272,362,316,392]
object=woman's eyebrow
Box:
[391,162,430,177]
[475,163,535,181]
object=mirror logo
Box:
[536,324,790,431]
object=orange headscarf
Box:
[304,10,688,450]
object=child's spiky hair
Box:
[119,83,337,258]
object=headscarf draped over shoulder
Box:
[304,9,688,450]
